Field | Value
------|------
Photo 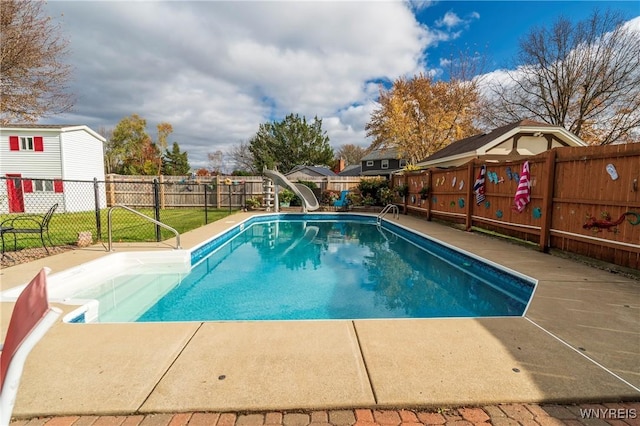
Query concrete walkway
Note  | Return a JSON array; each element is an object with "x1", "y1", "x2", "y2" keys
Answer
[{"x1": 1, "y1": 212, "x2": 638, "y2": 423}]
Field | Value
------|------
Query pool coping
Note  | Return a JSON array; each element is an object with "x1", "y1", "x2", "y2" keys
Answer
[{"x1": 1, "y1": 211, "x2": 638, "y2": 417}]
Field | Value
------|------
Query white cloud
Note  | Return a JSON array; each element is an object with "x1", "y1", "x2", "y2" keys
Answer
[
  {"x1": 45, "y1": 1, "x2": 433, "y2": 169},
  {"x1": 436, "y1": 11, "x2": 463, "y2": 29}
]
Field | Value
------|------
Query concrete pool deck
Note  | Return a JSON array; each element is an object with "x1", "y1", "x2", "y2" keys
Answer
[{"x1": 0, "y1": 212, "x2": 638, "y2": 420}]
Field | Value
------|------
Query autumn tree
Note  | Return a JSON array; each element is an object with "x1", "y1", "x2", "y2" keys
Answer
[
  {"x1": 162, "y1": 142, "x2": 190, "y2": 175},
  {"x1": 366, "y1": 72, "x2": 480, "y2": 164},
  {"x1": 0, "y1": 0, "x2": 73, "y2": 123},
  {"x1": 336, "y1": 144, "x2": 368, "y2": 166},
  {"x1": 479, "y1": 9, "x2": 640, "y2": 145},
  {"x1": 249, "y1": 114, "x2": 334, "y2": 174},
  {"x1": 107, "y1": 114, "x2": 162, "y2": 175},
  {"x1": 156, "y1": 122, "x2": 173, "y2": 150}
]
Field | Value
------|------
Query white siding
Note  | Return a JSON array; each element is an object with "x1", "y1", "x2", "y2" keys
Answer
[
  {"x1": 0, "y1": 130, "x2": 62, "y2": 177},
  {"x1": 59, "y1": 129, "x2": 105, "y2": 181},
  {"x1": 60, "y1": 129, "x2": 106, "y2": 212}
]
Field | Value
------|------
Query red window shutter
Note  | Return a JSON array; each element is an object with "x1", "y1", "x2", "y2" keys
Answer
[
  {"x1": 23, "y1": 179, "x2": 33, "y2": 193},
  {"x1": 54, "y1": 179, "x2": 64, "y2": 193},
  {"x1": 9, "y1": 136, "x2": 19, "y2": 151},
  {"x1": 34, "y1": 136, "x2": 44, "y2": 151}
]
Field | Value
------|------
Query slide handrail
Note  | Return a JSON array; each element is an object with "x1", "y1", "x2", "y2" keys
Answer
[{"x1": 107, "y1": 204, "x2": 181, "y2": 251}]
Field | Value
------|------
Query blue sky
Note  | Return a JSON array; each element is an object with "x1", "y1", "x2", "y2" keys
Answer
[
  {"x1": 44, "y1": 1, "x2": 639, "y2": 170},
  {"x1": 415, "y1": 1, "x2": 640, "y2": 72}
]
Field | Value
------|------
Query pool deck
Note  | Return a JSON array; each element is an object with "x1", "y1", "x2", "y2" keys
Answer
[{"x1": 1, "y1": 212, "x2": 638, "y2": 421}]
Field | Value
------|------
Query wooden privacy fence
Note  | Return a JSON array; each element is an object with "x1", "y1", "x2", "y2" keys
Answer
[
  {"x1": 105, "y1": 174, "x2": 364, "y2": 209},
  {"x1": 392, "y1": 143, "x2": 640, "y2": 270}
]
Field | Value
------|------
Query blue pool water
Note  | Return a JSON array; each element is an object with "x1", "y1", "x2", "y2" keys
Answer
[{"x1": 129, "y1": 214, "x2": 535, "y2": 322}]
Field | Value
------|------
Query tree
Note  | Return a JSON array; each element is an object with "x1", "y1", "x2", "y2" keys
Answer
[
  {"x1": 227, "y1": 140, "x2": 257, "y2": 174},
  {"x1": 479, "y1": 9, "x2": 640, "y2": 145},
  {"x1": 156, "y1": 122, "x2": 173, "y2": 150},
  {"x1": 336, "y1": 144, "x2": 368, "y2": 166},
  {"x1": 208, "y1": 150, "x2": 225, "y2": 175},
  {"x1": 366, "y1": 73, "x2": 480, "y2": 163},
  {"x1": 162, "y1": 142, "x2": 190, "y2": 175},
  {"x1": 0, "y1": 0, "x2": 73, "y2": 123},
  {"x1": 249, "y1": 113, "x2": 334, "y2": 174},
  {"x1": 107, "y1": 114, "x2": 162, "y2": 175}
]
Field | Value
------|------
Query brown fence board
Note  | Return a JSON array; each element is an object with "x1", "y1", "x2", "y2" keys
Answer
[{"x1": 395, "y1": 144, "x2": 640, "y2": 270}]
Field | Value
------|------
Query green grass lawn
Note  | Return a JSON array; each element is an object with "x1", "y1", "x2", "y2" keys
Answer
[{"x1": 0, "y1": 208, "x2": 237, "y2": 251}]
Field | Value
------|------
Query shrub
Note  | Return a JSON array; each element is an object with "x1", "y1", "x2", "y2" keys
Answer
[{"x1": 357, "y1": 177, "x2": 390, "y2": 206}]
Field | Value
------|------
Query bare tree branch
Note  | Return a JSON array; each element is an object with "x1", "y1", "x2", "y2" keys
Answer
[
  {"x1": 0, "y1": 0, "x2": 74, "y2": 124},
  {"x1": 480, "y1": 9, "x2": 640, "y2": 144}
]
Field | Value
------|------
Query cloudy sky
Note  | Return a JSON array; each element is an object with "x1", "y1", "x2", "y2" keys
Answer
[{"x1": 43, "y1": 1, "x2": 639, "y2": 170}]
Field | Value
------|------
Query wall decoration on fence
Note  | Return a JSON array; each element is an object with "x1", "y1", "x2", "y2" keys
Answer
[
  {"x1": 513, "y1": 161, "x2": 531, "y2": 213},
  {"x1": 506, "y1": 167, "x2": 513, "y2": 180},
  {"x1": 606, "y1": 164, "x2": 619, "y2": 180},
  {"x1": 484, "y1": 200, "x2": 490, "y2": 209},
  {"x1": 583, "y1": 211, "x2": 640, "y2": 232},
  {"x1": 496, "y1": 209, "x2": 503, "y2": 218},
  {"x1": 458, "y1": 198, "x2": 465, "y2": 208},
  {"x1": 473, "y1": 165, "x2": 486, "y2": 205},
  {"x1": 533, "y1": 207, "x2": 542, "y2": 219}
]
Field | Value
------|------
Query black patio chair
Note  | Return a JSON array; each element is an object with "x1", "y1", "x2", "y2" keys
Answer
[{"x1": 0, "y1": 203, "x2": 58, "y2": 254}]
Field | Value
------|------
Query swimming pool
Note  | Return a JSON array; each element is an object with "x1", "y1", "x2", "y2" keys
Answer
[{"x1": 14, "y1": 213, "x2": 534, "y2": 323}]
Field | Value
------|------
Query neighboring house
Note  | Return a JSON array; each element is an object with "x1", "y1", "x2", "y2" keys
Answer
[
  {"x1": 360, "y1": 148, "x2": 408, "y2": 178},
  {"x1": 0, "y1": 124, "x2": 107, "y2": 214},
  {"x1": 338, "y1": 164, "x2": 362, "y2": 176},
  {"x1": 285, "y1": 165, "x2": 336, "y2": 180},
  {"x1": 417, "y1": 120, "x2": 588, "y2": 169}
]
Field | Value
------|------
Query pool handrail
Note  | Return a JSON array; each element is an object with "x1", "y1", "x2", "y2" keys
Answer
[
  {"x1": 377, "y1": 204, "x2": 399, "y2": 225},
  {"x1": 107, "y1": 204, "x2": 181, "y2": 251}
]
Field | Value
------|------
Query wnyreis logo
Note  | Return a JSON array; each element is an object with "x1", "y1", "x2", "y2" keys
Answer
[{"x1": 579, "y1": 408, "x2": 637, "y2": 420}]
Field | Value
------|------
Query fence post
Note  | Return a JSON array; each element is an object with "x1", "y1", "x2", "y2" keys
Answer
[
  {"x1": 107, "y1": 174, "x2": 115, "y2": 206},
  {"x1": 465, "y1": 161, "x2": 475, "y2": 231},
  {"x1": 426, "y1": 170, "x2": 432, "y2": 221},
  {"x1": 159, "y1": 174, "x2": 165, "y2": 209},
  {"x1": 153, "y1": 178, "x2": 161, "y2": 242},
  {"x1": 216, "y1": 175, "x2": 221, "y2": 208},
  {"x1": 539, "y1": 149, "x2": 556, "y2": 252},
  {"x1": 204, "y1": 183, "x2": 208, "y2": 224},
  {"x1": 402, "y1": 174, "x2": 408, "y2": 214},
  {"x1": 93, "y1": 178, "x2": 102, "y2": 241}
]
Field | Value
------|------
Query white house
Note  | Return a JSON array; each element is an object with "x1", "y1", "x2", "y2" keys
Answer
[{"x1": 0, "y1": 124, "x2": 107, "y2": 214}]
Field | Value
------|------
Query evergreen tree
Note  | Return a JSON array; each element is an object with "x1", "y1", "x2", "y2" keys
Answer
[
  {"x1": 162, "y1": 142, "x2": 191, "y2": 175},
  {"x1": 249, "y1": 113, "x2": 334, "y2": 174}
]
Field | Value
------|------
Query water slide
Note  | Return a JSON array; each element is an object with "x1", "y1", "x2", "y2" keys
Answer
[{"x1": 263, "y1": 169, "x2": 320, "y2": 212}]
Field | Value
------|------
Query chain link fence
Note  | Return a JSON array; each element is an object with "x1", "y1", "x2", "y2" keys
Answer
[{"x1": 0, "y1": 176, "x2": 237, "y2": 267}]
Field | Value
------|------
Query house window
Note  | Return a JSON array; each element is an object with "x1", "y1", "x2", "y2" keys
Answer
[
  {"x1": 20, "y1": 137, "x2": 34, "y2": 151},
  {"x1": 381, "y1": 159, "x2": 389, "y2": 169},
  {"x1": 400, "y1": 159, "x2": 407, "y2": 167},
  {"x1": 34, "y1": 179, "x2": 54, "y2": 192},
  {"x1": 366, "y1": 160, "x2": 374, "y2": 167},
  {"x1": 8, "y1": 135, "x2": 43, "y2": 151}
]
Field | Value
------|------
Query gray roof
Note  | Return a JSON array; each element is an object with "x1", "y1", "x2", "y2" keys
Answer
[
  {"x1": 287, "y1": 165, "x2": 336, "y2": 176},
  {"x1": 1, "y1": 124, "x2": 85, "y2": 129},
  {"x1": 338, "y1": 164, "x2": 362, "y2": 176},
  {"x1": 361, "y1": 147, "x2": 404, "y2": 161},
  {"x1": 419, "y1": 120, "x2": 555, "y2": 163}
]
